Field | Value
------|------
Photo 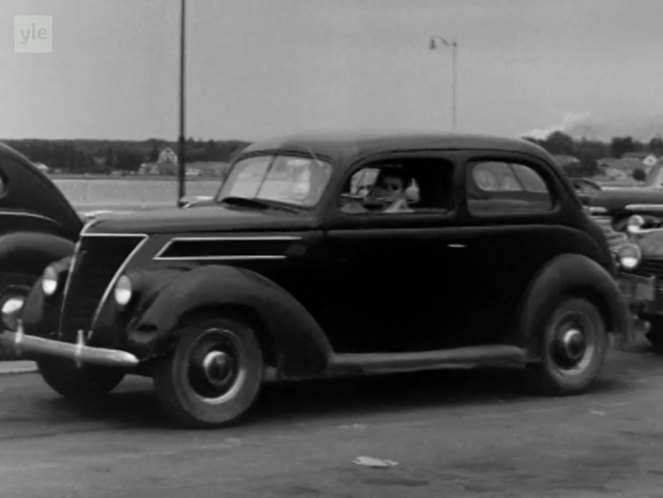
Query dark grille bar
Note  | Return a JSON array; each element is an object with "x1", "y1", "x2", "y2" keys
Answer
[
  {"x1": 59, "y1": 235, "x2": 144, "y2": 339},
  {"x1": 633, "y1": 258, "x2": 663, "y2": 294}
]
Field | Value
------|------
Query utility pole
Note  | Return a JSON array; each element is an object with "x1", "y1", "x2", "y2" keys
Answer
[
  {"x1": 177, "y1": 0, "x2": 186, "y2": 206},
  {"x1": 429, "y1": 35, "x2": 458, "y2": 129}
]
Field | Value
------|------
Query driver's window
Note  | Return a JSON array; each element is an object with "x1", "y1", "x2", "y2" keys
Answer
[{"x1": 339, "y1": 164, "x2": 419, "y2": 215}]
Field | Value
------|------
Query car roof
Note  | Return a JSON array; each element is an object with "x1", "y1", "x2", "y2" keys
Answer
[{"x1": 239, "y1": 130, "x2": 555, "y2": 166}]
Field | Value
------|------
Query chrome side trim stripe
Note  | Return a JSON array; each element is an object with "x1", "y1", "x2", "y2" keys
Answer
[
  {"x1": 160, "y1": 236, "x2": 302, "y2": 241},
  {"x1": 154, "y1": 255, "x2": 286, "y2": 261},
  {"x1": 153, "y1": 235, "x2": 300, "y2": 261},
  {"x1": 0, "y1": 210, "x2": 54, "y2": 223}
]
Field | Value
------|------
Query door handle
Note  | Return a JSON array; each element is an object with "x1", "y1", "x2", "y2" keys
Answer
[{"x1": 447, "y1": 243, "x2": 467, "y2": 249}]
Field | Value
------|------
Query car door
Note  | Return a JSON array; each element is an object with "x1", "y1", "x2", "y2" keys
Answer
[
  {"x1": 454, "y1": 151, "x2": 570, "y2": 344},
  {"x1": 318, "y1": 153, "x2": 479, "y2": 354}
]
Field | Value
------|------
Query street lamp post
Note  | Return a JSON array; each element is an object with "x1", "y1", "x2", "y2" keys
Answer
[
  {"x1": 177, "y1": 0, "x2": 186, "y2": 207},
  {"x1": 429, "y1": 35, "x2": 458, "y2": 129}
]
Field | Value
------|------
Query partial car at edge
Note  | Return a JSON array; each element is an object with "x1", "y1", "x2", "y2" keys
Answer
[{"x1": 0, "y1": 142, "x2": 81, "y2": 353}]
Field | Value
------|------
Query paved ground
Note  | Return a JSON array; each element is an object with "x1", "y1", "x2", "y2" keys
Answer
[{"x1": 1, "y1": 341, "x2": 663, "y2": 497}]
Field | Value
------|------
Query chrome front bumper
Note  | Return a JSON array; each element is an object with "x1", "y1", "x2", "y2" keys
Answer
[{"x1": 0, "y1": 322, "x2": 139, "y2": 368}]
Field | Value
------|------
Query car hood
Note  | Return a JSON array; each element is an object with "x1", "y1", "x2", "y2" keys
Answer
[{"x1": 85, "y1": 204, "x2": 318, "y2": 234}]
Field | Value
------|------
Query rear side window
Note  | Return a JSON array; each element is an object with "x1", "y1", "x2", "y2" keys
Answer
[
  {"x1": 0, "y1": 160, "x2": 9, "y2": 198},
  {"x1": 467, "y1": 160, "x2": 553, "y2": 214}
]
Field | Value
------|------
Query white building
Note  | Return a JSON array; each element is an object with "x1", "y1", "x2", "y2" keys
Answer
[{"x1": 158, "y1": 147, "x2": 178, "y2": 164}]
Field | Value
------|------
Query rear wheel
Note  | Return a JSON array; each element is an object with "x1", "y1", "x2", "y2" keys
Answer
[
  {"x1": 153, "y1": 316, "x2": 264, "y2": 428},
  {"x1": 37, "y1": 358, "x2": 125, "y2": 399},
  {"x1": 529, "y1": 297, "x2": 608, "y2": 395}
]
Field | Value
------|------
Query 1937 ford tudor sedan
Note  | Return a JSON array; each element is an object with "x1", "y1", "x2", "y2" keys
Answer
[{"x1": 0, "y1": 132, "x2": 631, "y2": 428}]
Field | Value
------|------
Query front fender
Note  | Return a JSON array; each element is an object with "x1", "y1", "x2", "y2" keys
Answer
[
  {"x1": 513, "y1": 253, "x2": 633, "y2": 358},
  {"x1": 127, "y1": 265, "x2": 332, "y2": 377},
  {"x1": 19, "y1": 256, "x2": 73, "y2": 338},
  {"x1": 0, "y1": 232, "x2": 75, "y2": 276}
]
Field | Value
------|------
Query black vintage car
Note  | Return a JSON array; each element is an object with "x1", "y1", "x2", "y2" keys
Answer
[
  {"x1": 573, "y1": 175, "x2": 663, "y2": 228},
  {"x1": 598, "y1": 207, "x2": 663, "y2": 348},
  {"x1": 0, "y1": 143, "x2": 80, "y2": 334},
  {"x1": 1, "y1": 132, "x2": 631, "y2": 427},
  {"x1": 571, "y1": 173, "x2": 663, "y2": 347}
]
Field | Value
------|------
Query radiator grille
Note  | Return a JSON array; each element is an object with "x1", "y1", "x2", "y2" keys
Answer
[
  {"x1": 59, "y1": 235, "x2": 144, "y2": 338},
  {"x1": 633, "y1": 258, "x2": 663, "y2": 294}
]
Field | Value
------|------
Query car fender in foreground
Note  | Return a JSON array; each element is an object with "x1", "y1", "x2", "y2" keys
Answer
[
  {"x1": 0, "y1": 232, "x2": 75, "y2": 277},
  {"x1": 513, "y1": 253, "x2": 633, "y2": 359},
  {"x1": 127, "y1": 265, "x2": 333, "y2": 376}
]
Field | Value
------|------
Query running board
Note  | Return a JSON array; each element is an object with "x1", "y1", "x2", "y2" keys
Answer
[{"x1": 328, "y1": 345, "x2": 528, "y2": 376}]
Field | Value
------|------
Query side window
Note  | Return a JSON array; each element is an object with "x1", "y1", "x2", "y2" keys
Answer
[
  {"x1": 467, "y1": 160, "x2": 553, "y2": 214},
  {"x1": 338, "y1": 159, "x2": 453, "y2": 215},
  {"x1": 0, "y1": 165, "x2": 8, "y2": 199}
]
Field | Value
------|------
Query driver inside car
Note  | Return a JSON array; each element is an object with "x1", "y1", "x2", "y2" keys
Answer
[{"x1": 342, "y1": 166, "x2": 413, "y2": 214}]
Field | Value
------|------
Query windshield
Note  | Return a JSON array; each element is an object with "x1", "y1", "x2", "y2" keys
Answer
[{"x1": 216, "y1": 154, "x2": 333, "y2": 208}]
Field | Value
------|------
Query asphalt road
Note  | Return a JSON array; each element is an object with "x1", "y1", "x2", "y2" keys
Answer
[{"x1": 2, "y1": 341, "x2": 663, "y2": 498}]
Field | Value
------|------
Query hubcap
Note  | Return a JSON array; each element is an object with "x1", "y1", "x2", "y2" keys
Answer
[
  {"x1": 187, "y1": 329, "x2": 244, "y2": 404},
  {"x1": 202, "y1": 351, "x2": 231, "y2": 385},
  {"x1": 549, "y1": 312, "x2": 595, "y2": 373},
  {"x1": 560, "y1": 328, "x2": 586, "y2": 361}
]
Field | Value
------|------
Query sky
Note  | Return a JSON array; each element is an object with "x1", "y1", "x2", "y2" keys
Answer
[{"x1": 2, "y1": 0, "x2": 663, "y2": 142}]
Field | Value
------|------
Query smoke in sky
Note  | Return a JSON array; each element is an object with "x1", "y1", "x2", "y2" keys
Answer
[{"x1": 523, "y1": 112, "x2": 663, "y2": 142}]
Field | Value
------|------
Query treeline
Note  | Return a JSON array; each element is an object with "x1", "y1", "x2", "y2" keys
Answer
[
  {"x1": 524, "y1": 131, "x2": 663, "y2": 176},
  {"x1": 2, "y1": 138, "x2": 251, "y2": 173}
]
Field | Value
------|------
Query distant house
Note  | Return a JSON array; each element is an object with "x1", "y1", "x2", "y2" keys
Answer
[
  {"x1": 621, "y1": 152, "x2": 659, "y2": 167},
  {"x1": 158, "y1": 147, "x2": 178, "y2": 164},
  {"x1": 138, "y1": 147, "x2": 180, "y2": 175}
]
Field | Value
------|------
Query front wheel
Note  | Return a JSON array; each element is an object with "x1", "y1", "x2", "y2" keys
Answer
[
  {"x1": 153, "y1": 316, "x2": 264, "y2": 428},
  {"x1": 37, "y1": 358, "x2": 125, "y2": 399},
  {"x1": 529, "y1": 297, "x2": 608, "y2": 395}
]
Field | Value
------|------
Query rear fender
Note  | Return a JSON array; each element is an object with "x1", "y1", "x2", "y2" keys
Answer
[
  {"x1": 127, "y1": 265, "x2": 332, "y2": 376},
  {"x1": 512, "y1": 253, "x2": 633, "y2": 359}
]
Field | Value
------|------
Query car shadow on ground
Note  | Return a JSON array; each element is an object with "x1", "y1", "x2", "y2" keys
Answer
[{"x1": 40, "y1": 361, "x2": 637, "y2": 431}]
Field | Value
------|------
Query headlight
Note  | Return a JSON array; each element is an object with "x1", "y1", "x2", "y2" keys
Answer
[
  {"x1": 114, "y1": 275, "x2": 133, "y2": 307},
  {"x1": 41, "y1": 265, "x2": 59, "y2": 296},
  {"x1": 1, "y1": 295, "x2": 24, "y2": 331},
  {"x1": 627, "y1": 215, "x2": 646, "y2": 234},
  {"x1": 617, "y1": 243, "x2": 642, "y2": 270}
]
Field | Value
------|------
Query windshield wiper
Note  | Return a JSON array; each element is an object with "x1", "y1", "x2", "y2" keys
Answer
[{"x1": 220, "y1": 196, "x2": 300, "y2": 213}]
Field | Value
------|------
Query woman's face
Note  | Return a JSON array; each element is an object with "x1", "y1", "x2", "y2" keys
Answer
[{"x1": 370, "y1": 175, "x2": 404, "y2": 202}]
